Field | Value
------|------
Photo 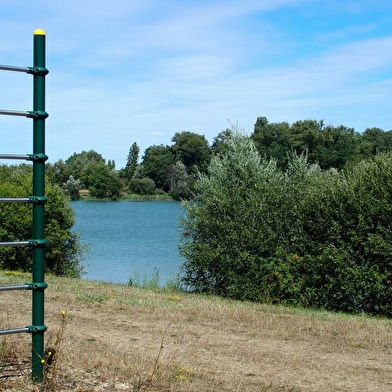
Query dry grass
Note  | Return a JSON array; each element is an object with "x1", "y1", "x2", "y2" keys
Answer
[{"x1": 1, "y1": 270, "x2": 392, "y2": 391}]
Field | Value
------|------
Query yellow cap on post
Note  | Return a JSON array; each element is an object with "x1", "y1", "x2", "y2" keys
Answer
[{"x1": 34, "y1": 29, "x2": 46, "y2": 35}]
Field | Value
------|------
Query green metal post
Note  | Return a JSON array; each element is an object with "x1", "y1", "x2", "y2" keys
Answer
[{"x1": 31, "y1": 29, "x2": 48, "y2": 382}]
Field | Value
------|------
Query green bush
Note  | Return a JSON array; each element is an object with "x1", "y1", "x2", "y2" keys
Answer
[
  {"x1": 180, "y1": 130, "x2": 286, "y2": 300},
  {"x1": 179, "y1": 129, "x2": 392, "y2": 316},
  {"x1": 0, "y1": 164, "x2": 85, "y2": 277},
  {"x1": 128, "y1": 177, "x2": 156, "y2": 195}
]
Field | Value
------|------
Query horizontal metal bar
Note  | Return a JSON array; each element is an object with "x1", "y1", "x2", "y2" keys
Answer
[
  {"x1": 0, "y1": 282, "x2": 47, "y2": 291},
  {"x1": 0, "y1": 197, "x2": 48, "y2": 204},
  {"x1": 0, "y1": 64, "x2": 30, "y2": 73},
  {"x1": 0, "y1": 110, "x2": 49, "y2": 119},
  {"x1": 0, "y1": 109, "x2": 29, "y2": 117},
  {"x1": 0, "y1": 240, "x2": 47, "y2": 248},
  {"x1": 0, "y1": 327, "x2": 29, "y2": 336},
  {"x1": 0, "y1": 284, "x2": 29, "y2": 291},
  {"x1": 0, "y1": 154, "x2": 30, "y2": 160},
  {"x1": 0, "y1": 65, "x2": 49, "y2": 76},
  {"x1": 0, "y1": 241, "x2": 30, "y2": 247},
  {"x1": 0, "y1": 198, "x2": 30, "y2": 203}
]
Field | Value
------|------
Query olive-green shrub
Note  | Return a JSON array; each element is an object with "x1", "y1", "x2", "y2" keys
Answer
[
  {"x1": 0, "y1": 164, "x2": 85, "y2": 277},
  {"x1": 180, "y1": 130, "x2": 392, "y2": 316}
]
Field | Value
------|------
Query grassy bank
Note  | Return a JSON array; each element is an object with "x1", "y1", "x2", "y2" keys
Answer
[
  {"x1": 1, "y1": 271, "x2": 392, "y2": 391},
  {"x1": 79, "y1": 193, "x2": 174, "y2": 202}
]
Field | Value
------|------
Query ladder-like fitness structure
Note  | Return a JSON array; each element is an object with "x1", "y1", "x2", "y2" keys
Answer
[{"x1": 0, "y1": 29, "x2": 48, "y2": 381}]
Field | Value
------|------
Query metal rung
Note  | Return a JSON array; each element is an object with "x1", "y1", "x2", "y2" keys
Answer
[
  {"x1": 0, "y1": 241, "x2": 30, "y2": 247},
  {"x1": 0, "y1": 284, "x2": 29, "y2": 291},
  {"x1": 0, "y1": 109, "x2": 29, "y2": 117},
  {"x1": 0, "y1": 109, "x2": 48, "y2": 119},
  {"x1": 0, "y1": 153, "x2": 48, "y2": 162},
  {"x1": 0, "y1": 64, "x2": 30, "y2": 73},
  {"x1": 0, "y1": 327, "x2": 29, "y2": 336},
  {"x1": 0, "y1": 197, "x2": 48, "y2": 204},
  {"x1": 0, "y1": 240, "x2": 47, "y2": 248},
  {"x1": 0, "y1": 64, "x2": 48, "y2": 75},
  {"x1": 0, "y1": 154, "x2": 30, "y2": 160},
  {"x1": 0, "y1": 198, "x2": 30, "y2": 203}
]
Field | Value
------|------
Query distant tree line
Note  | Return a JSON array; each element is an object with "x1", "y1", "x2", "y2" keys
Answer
[
  {"x1": 252, "y1": 116, "x2": 392, "y2": 170},
  {"x1": 48, "y1": 116, "x2": 392, "y2": 201},
  {"x1": 48, "y1": 149, "x2": 122, "y2": 200}
]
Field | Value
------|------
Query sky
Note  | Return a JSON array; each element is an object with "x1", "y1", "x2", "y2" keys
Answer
[{"x1": 0, "y1": 0, "x2": 391, "y2": 169}]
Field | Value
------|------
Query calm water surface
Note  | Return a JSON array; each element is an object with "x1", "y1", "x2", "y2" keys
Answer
[{"x1": 70, "y1": 201, "x2": 185, "y2": 285}]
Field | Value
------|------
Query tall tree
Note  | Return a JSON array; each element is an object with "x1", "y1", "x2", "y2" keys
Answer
[
  {"x1": 63, "y1": 175, "x2": 81, "y2": 201},
  {"x1": 211, "y1": 128, "x2": 234, "y2": 156},
  {"x1": 141, "y1": 145, "x2": 174, "y2": 190},
  {"x1": 124, "y1": 142, "x2": 140, "y2": 181},
  {"x1": 65, "y1": 150, "x2": 106, "y2": 180},
  {"x1": 252, "y1": 117, "x2": 291, "y2": 168},
  {"x1": 252, "y1": 116, "x2": 360, "y2": 170},
  {"x1": 166, "y1": 161, "x2": 191, "y2": 200},
  {"x1": 52, "y1": 150, "x2": 122, "y2": 199},
  {"x1": 171, "y1": 131, "x2": 211, "y2": 174},
  {"x1": 82, "y1": 162, "x2": 121, "y2": 199},
  {"x1": 361, "y1": 127, "x2": 392, "y2": 155}
]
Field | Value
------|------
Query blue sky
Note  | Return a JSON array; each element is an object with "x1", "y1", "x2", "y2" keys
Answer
[{"x1": 0, "y1": 0, "x2": 391, "y2": 168}]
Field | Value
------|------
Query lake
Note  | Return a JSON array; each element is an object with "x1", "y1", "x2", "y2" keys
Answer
[{"x1": 69, "y1": 201, "x2": 185, "y2": 285}]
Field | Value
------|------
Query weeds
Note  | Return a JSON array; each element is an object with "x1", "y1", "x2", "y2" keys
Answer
[
  {"x1": 41, "y1": 310, "x2": 68, "y2": 391},
  {"x1": 130, "y1": 325, "x2": 185, "y2": 391},
  {"x1": 0, "y1": 335, "x2": 27, "y2": 383},
  {"x1": 174, "y1": 366, "x2": 192, "y2": 381},
  {"x1": 128, "y1": 267, "x2": 161, "y2": 289},
  {"x1": 76, "y1": 292, "x2": 107, "y2": 303},
  {"x1": 0, "y1": 309, "x2": 68, "y2": 392},
  {"x1": 128, "y1": 267, "x2": 185, "y2": 292},
  {"x1": 0, "y1": 311, "x2": 29, "y2": 384}
]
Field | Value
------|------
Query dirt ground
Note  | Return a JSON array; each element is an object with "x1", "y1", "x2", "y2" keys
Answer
[{"x1": 1, "y1": 272, "x2": 392, "y2": 391}]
